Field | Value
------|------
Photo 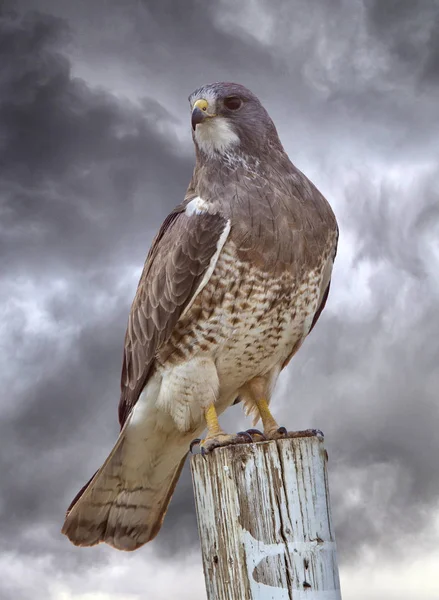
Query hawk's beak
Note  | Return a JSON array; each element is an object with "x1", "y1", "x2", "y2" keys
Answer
[
  {"x1": 192, "y1": 98, "x2": 212, "y2": 131},
  {"x1": 192, "y1": 107, "x2": 206, "y2": 131}
]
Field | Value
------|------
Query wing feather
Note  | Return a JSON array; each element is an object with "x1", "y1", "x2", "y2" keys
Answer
[{"x1": 118, "y1": 206, "x2": 230, "y2": 426}]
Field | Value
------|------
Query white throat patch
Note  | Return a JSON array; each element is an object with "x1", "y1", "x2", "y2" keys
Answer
[{"x1": 194, "y1": 117, "x2": 240, "y2": 157}]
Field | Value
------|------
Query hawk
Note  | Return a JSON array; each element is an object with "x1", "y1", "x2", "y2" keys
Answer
[{"x1": 62, "y1": 82, "x2": 338, "y2": 551}]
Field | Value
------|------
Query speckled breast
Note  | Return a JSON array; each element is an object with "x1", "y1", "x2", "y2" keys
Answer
[{"x1": 157, "y1": 237, "x2": 332, "y2": 393}]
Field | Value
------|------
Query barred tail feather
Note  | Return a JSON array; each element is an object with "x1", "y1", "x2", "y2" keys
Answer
[{"x1": 61, "y1": 427, "x2": 187, "y2": 551}]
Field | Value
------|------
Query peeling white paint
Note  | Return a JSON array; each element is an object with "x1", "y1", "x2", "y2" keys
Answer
[{"x1": 241, "y1": 527, "x2": 340, "y2": 600}]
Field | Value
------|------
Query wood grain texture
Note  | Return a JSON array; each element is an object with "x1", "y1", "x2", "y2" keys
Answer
[{"x1": 191, "y1": 434, "x2": 341, "y2": 600}]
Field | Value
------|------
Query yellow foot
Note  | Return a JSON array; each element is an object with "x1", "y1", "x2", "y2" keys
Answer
[{"x1": 264, "y1": 427, "x2": 325, "y2": 441}]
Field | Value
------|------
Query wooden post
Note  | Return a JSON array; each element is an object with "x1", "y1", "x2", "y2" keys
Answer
[{"x1": 190, "y1": 431, "x2": 341, "y2": 600}]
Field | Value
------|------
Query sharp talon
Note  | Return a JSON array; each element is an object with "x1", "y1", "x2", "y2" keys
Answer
[
  {"x1": 277, "y1": 426, "x2": 288, "y2": 436},
  {"x1": 201, "y1": 446, "x2": 208, "y2": 460},
  {"x1": 190, "y1": 438, "x2": 201, "y2": 453},
  {"x1": 246, "y1": 428, "x2": 266, "y2": 440},
  {"x1": 237, "y1": 431, "x2": 254, "y2": 443}
]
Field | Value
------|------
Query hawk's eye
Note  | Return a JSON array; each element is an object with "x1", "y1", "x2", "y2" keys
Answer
[{"x1": 224, "y1": 96, "x2": 242, "y2": 111}]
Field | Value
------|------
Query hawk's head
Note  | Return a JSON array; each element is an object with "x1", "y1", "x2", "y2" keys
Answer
[{"x1": 188, "y1": 82, "x2": 280, "y2": 158}]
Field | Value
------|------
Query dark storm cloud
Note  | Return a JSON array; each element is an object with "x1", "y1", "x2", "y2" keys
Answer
[
  {"x1": 345, "y1": 168, "x2": 439, "y2": 276},
  {"x1": 365, "y1": 0, "x2": 439, "y2": 90},
  {"x1": 366, "y1": 0, "x2": 439, "y2": 83},
  {"x1": 10, "y1": 0, "x2": 439, "y2": 163},
  {"x1": 0, "y1": 8, "x2": 195, "y2": 571},
  {"x1": 9, "y1": 0, "x2": 278, "y2": 93},
  {"x1": 0, "y1": 9, "x2": 194, "y2": 278},
  {"x1": 1, "y1": 1, "x2": 439, "y2": 599},
  {"x1": 251, "y1": 0, "x2": 439, "y2": 161}
]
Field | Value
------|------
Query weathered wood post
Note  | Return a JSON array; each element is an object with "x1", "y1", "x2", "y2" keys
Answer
[{"x1": 190, "y1": 430, "x2": 341, "y2": 600}]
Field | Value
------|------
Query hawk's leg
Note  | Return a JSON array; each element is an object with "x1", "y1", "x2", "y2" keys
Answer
[
  {"x1": 244, "y1": 376, "x2": 293, "y2": 439},
  {"x1": 190, "y1": 405, "x2": 255, "y2": 454},
  {"x1": 255, "y1": 397, "x2": 284, "y2": 438}
]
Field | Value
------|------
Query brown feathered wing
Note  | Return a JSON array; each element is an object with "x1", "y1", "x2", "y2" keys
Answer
[{"x1": 62, "y1": 204, "x2": 230, "y2": 550}]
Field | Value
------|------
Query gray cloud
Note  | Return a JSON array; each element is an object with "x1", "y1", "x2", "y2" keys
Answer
[
  {"x1": 0, "y1": 8, "x2": 196, "y2": 573},
  {"x1": 366, "y1": 0, "x2": 439, "y2": 82},
  {"x1": 0, "y1": 9, "x2": 192, "y2": 277},
  {"x1": 1, "y1": 2, "x2": 439, "y2": 599}
]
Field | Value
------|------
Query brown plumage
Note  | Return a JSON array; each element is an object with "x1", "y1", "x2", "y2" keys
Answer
[{"x1": 62, "y1": 82, "x2": 338, "y2": 551}]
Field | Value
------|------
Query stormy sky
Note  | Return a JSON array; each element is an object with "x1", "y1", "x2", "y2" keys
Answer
[{"x1": 1, "y1": 1, "x2": 438, "y2": 598}]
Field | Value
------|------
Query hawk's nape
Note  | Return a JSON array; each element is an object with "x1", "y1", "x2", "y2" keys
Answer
[{"x1": 62, "y1": 82, "x2": 338, "y2": 551}]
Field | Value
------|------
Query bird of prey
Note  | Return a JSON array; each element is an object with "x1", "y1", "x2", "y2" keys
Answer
[{"x1": 62, "y1": 82, "x2": 338, "y2": 551}]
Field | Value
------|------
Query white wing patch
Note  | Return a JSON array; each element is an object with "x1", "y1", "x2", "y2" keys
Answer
[{"x1": 185, "y1": 196, "x2": 208, "y2": 216}]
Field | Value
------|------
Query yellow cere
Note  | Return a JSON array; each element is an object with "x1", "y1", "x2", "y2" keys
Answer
[{"x1": 193, "y1": 98, "x2": 209, "y2": 112}]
